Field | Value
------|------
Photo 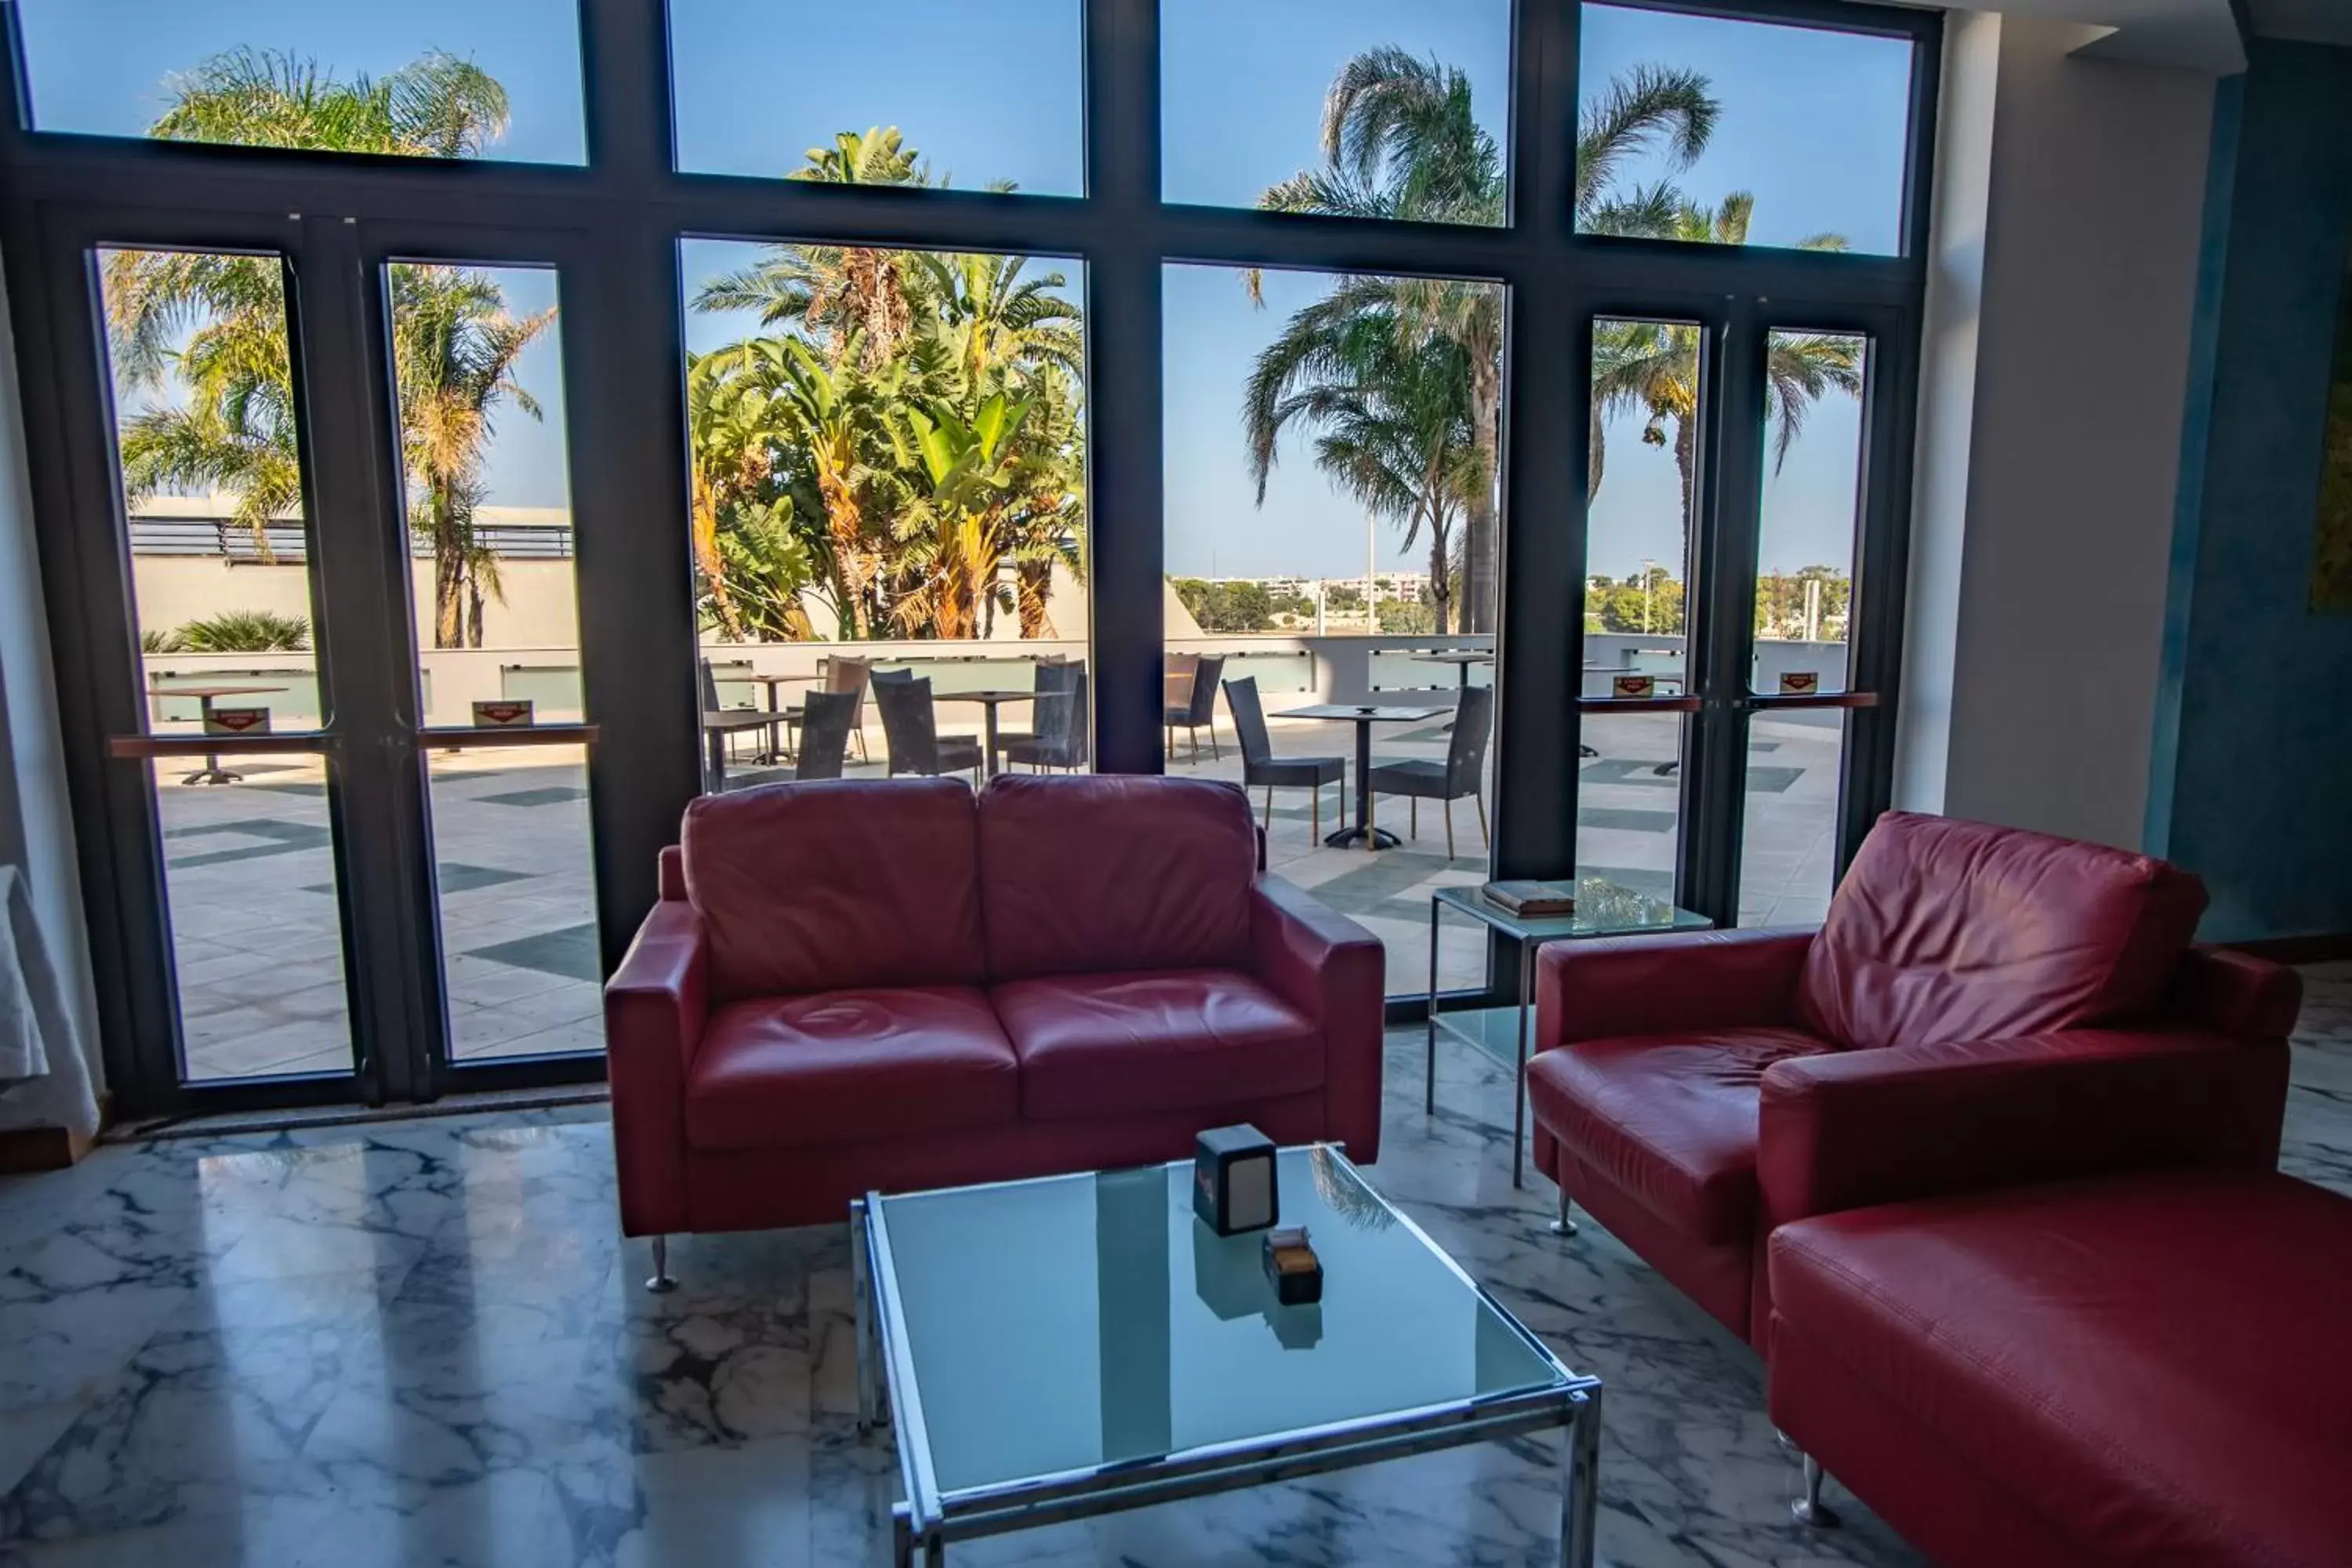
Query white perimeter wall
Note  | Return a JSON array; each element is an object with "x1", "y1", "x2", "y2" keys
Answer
[{"x1": 1896, "y1": 11, "x2": 2216, "y2": 850}]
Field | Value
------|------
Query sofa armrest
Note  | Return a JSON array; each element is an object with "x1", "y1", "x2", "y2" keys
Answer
[
  {"x1": 604, "y1": 898, "x2": 710, "y2": 1238},
  {"x1": 2169, "y1": 946, "x2": 2303, "y2": 1038},
  {"x1": 1757, "y1": 1027, "x2": 2290, "y2": 1225},
  {"x1": 1251, "y1": 877, "x2": 1386, "y2": 1163},
  {"x1": 1535, "y1": 927, "x2": 1814, "y2": 1051}
]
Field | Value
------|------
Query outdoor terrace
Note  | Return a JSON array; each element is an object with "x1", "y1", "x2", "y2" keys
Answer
[{"x1": 147, "y1": 643, "x2": 1841, "y2": 1083}]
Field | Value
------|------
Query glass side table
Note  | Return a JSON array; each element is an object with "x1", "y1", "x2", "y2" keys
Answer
[{"x1": 1428, "y1": 880, "x2": 1711, "y2": 1186}]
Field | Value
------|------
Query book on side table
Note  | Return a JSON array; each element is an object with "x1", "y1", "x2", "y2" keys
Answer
[{"x1": 1482, "y1": 880, "x2": 1578, "y2": 917}]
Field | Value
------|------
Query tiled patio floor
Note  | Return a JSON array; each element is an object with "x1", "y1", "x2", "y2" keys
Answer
[{"x1": 151, "y1": 709, "x2": 1842, "y2": 1083}]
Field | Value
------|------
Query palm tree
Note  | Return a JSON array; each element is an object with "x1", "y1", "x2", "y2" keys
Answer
[
  {"x1": 1255, "y1": 53, "x2": 1721, "y2": 632},
  {"x1": 390, "y1": 265, "x2": 553, "y2": 648},
  {"x1": 144, "y1": 46, "x2": 509, "y2": 157},
  {"x1": 107, "y1": 51, "x2": 544, "y2": 649},
  {"x1": 688, "y1": 133, "x2": 1088, "y2": 642},
  {"x1": 1243, "y1": 290, "x2": 1478, "y2": 633},
  {"x1": 692, "y1": 129, "x2": 934, "y2": 368},
  {"x1": 1590, "y1": 197, "x2": 1861, "y2": 532}
]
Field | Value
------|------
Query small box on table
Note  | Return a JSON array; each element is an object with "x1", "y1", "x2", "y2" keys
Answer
[{"x1": 1193, "y1": 1124, "x2": 1278, "y2": 1235}]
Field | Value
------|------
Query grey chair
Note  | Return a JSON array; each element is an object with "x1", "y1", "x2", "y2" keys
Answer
[
  {"x1": 1367, "y1": 684, "x2": 1494, "y2": 859},
  {"x1": 873, "y1": 675, "x2": 984, "y2": 783},
  {"x1": 1004, "y1": 662, "x2": 1090, "y2": 771},
  {"x1": 822, "y1": 654, "x2": 874, "y2": 762},
  {"x1": 1225, "y1": 676, "x2": 1342, "y2": 841},
  {"x1": 793, "y1": 688, "x2": 860, "y2": 780},
  {"x1": 1163, "y1": 652, "x2": 1226, "y2": 763},
  {"x1": 699, "y1": 659, "x2": 783, "y2": 791}
]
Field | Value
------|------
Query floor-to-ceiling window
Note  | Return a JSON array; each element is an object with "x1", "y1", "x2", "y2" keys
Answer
[{"x1": 0, "y1": 0, "x2": 1940, "y2": 1117}]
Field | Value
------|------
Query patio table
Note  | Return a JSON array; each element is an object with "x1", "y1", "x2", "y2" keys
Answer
[
  {"x1": 1274, "y1": 703, "x2": 1448, "y2": 850},
  {"x1": 931, "y1": 690, "x2": 1032, "y2": 779},
  {"x1": 1413, "y1": 649, "x2": 1494, "y2": 689},
  {"x1": 147, "y1": 683, "x2": 288, "y2": 786}
]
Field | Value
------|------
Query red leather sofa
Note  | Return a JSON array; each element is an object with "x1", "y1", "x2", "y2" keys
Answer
[
  {"x1": 1527, "y1": 811, "x2": 2296, "y2": 1348},
  {"x1": 605, "y1": 774, "x2": 1385, "y2": 1247},
  {"x1": 1769, "y1": 1167, "x2": 2352, "y2": 1567}
]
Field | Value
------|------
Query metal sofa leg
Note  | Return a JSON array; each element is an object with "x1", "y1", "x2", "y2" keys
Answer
[
  {"x1": 1550, "y1": 1182, "x2": 1578, "y2": 1236},
  {"x1": 1792, "y1": 1453, "x2": 1840, "y2": 1527},
  {"x1": 1444, "y1": 797, "x2": 1456, "y2": 860},
  {"x1": 1410, "y1": 797, "x2": 1417, "y2": 837},
  {"x1": 645, "y1": 1236, "x2": 678, "y2": 1294},
  {"x1": 1263, "y1": 785, "x2": 1274, "y2": 831}
]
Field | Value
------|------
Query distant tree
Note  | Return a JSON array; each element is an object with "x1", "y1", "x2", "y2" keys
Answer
[
  {"x1": 1588, "y1": 567, "x2": 1685, "y2": 634},
  {"x1": 1174, "y1": 578, "x2": 1280, "y2": 633},
  {"x1": 1377, "y1": 599, "x2": 1438, "y2": 635}
]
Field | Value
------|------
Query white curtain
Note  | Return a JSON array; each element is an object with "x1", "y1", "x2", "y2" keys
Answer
[{"x1": 0, "y1": 864, "x2": 98, "y2": 1137}]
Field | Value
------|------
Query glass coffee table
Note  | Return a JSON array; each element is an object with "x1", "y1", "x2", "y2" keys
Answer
[{"x1": 853, "y1": 1145, "x2": 1602, "y2": 1566}]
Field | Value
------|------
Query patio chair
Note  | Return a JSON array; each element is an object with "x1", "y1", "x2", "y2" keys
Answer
[
  {"x1": 873, "y1": 675, "x2": 984, "y2": 784},
  {"x1": 1367, "y1": 684, "x2": 1494, "y2": 859},
  {"x1": 1004, "y1": 662, "x2": 1091, "y2": 772},
  {"x1": 822, "y1": 654, "x2": 874, "y2": 762},
  {"x1": 793, "y1": 689, "x2": 860, "y2": 780},
  {"x1": 1225, "y1": 675, "x2": 1342, "y2": 841},
  {"x1": 1163, "y1": 652, "x2": 1226, "y2": 763},
  {"x1": 699, "y1": 659, "x2": 783, "y2": 791}
]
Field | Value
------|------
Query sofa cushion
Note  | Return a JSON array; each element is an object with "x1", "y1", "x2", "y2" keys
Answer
[
  {"x1": 1770, "y1": 1170, "x2": 2352, "y2": 1568},
  {"x1": 1798, "y1": 811, "x2": 2208, "y2": 1051},
  {"x1": 994, "y1": 969, "x2": 1322, "y2": 1120},
  {"x1": 1527, "y1": 1027, "x2": 1835, "y2": 1243},
  {"x1": 682, "y1": 778, "x2": 984, "y2": 1002},
  {"x1": 685, "y1": 985, "x2": 1017, "y2": 1152},
  {"x1": 978, "y1": 775, "x2": 1258, "y2": 982}
]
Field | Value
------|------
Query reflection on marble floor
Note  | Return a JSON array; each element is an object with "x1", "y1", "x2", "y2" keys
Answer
[{"x1": 3, "y1": 964, "x2": 2345, "y2": 1566}]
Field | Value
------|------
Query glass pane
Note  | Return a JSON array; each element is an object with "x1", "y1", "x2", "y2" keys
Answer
[
  {"x1": 428, "y1": 746, "x2": 603, "y2": 1060},
  {"x1": 1163, "y1": 263, "x2": 1505, "y2": 996},
  {"x1": 1164, "y1": 0, "x2": 1512, "y2": 226},
  {"x1": 875, "y1": 1149, "x2": 1566, "y2": 1496},
  {"x1": 1738, "y1": 328, "x2": 1870, "y2": 927},
  {"x1": 17, "y1": 0, "x2": 586, "y2": 164},
  {"x1": 1578, "y1": 315, "x2": 1701, "y2": 904},
  {"x1": 98, "y1": 247, "x2": 355, "y2": 1083},
  {"x1": 152, "y1": 756, "x2": 356, "y2": 1083},
  {"x1": 669, "y1": 1, "x2": 1083, "y2": 194},
  {"x1": 383, "y1": 261, "x2": 602, "y2": 1062},
  {"x1": 681, "y1": 238, "x2": 1091, "y2": 794},
  {"x1": 1575, "y1": 4, "x2": 1914, "y2": 255}
]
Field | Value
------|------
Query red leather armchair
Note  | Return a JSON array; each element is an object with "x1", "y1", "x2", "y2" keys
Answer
[
  {"x1": 1526, "y1": 811, "x2": 2296, "y2": 1348},
  {"x1": 605, "y1": 775, "x2": 1385, "y2": 1262}
]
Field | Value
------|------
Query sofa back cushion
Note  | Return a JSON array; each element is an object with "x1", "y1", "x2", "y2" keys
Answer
[
  {"x1": 978, "y1": 775, "x2": 1257, "y2": 981},
  {"x1": 1798, "y1": 811, "x2": 2209, "y2": 1051},
  {"x1": 682, "y1": 778, "x2": 984, "y2": 1001}
]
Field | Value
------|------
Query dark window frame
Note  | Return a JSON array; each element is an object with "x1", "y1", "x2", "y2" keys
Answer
[{"x1": 0, "y1": 0, "x2": 1940, "y2": 1115}]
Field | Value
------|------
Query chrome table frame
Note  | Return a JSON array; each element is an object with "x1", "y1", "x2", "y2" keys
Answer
[{"x1": 851, "y1": 1152, "x2": 1605, "y2": 1567}]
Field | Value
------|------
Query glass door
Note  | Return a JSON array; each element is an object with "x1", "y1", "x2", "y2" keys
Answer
[
  {"x1": 362, "y1": 232, "x2": 609, "y2": 1091},
  {"x1": 1575, "y1": 304, "x2": 1897, "y2": 925},
  {"x1": 42, "y1": 205, "x2": 610, "y2": 1115}
]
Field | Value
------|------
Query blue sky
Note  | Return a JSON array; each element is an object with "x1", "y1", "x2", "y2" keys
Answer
[{"x1": 31, "y1": 0, "x2": 1909, "y2": 584}]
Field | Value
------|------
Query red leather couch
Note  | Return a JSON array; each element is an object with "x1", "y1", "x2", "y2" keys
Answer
[
  {"x1": 606, "y1": 774, "x2": 1385, "y2": 1240},
  {"x1": 1527, "y1": 811, "x2": 2296, "y2": 1348},
  {"x1": 1769, "y1": 1167, "x2": 2351, "y2": 1566}
]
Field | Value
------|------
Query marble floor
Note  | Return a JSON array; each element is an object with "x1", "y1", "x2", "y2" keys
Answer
[{"x1": 5, "y1": 962, "x2": 2343, "y2": 1566}]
